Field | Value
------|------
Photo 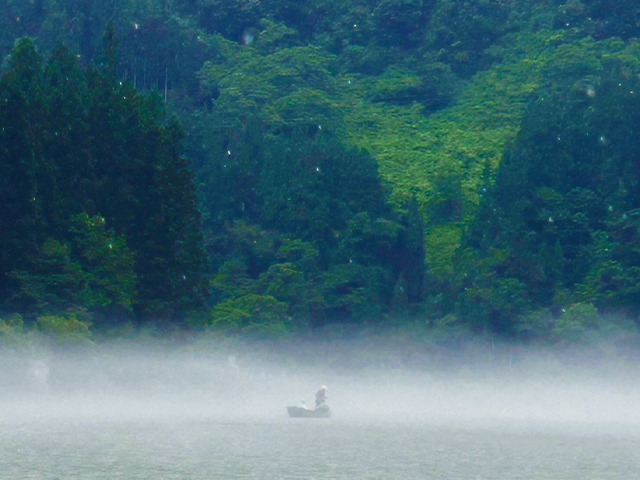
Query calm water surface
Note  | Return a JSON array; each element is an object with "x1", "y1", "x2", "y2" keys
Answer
[{"x1": 2, "y1": 409, "x2": 638, "y2": 479}]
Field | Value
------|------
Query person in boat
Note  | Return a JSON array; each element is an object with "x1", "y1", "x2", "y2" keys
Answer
[{"x1": 315, "y1": 385, "x2": 328, "y2": 408}]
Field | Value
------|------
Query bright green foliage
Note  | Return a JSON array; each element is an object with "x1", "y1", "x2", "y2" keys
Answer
[
  {"x1": 197, "y1": 27, "x2": 340, "y2": 132},
  {"x1": 212, "y1": 257, "x2": 254, "y2": 299},
  {"x1": 0, "y1": 314, "x2": 36, "y2": 350},
  {"x1": 37, "y1": 312, "x2": 94, "y2": 347},
  {"x1": 368, "y1": 67, "x2": 423, "y2": 104},
  {"x1": 257, "y1": 263, "x2": 306, "y2": 306},
  {"x1": 209, "y1": 222, "x2": 323, "y2": 328},
  {"x1": 252, "y1": 18, "x2": 299, "y2": 53},
  {"x1": 552, "y1": 303, "x2": 601, "y2": 344},
  {"x1": 552, "y1": 303, "x2": 639, "y2": 347},
  {"x1": 339, "y1": 33, "x2": 541, "y2": 273},
  {"x1": 367, "y1": 63, "x2": 457, "y2": 111},
  {"x1": 210, "y1": 294, "x2": 290, "y2": 339},
  {"x1": 7, "y1": 215, "x2": 135, "y2": 320},
  {"x1": 69, "y1": 214, "x2": 136, "y2": 314},
  {"x1": 424, "y1": 225, "x2": 461, "y2": 278},
  {"x1": 426, "y1": 313, "x2": 475, "y2": 348},
  {"x1": 342, "y1": 33, "x2": 640, "y2": 280},
  {"x1": 263, "y1": 87, "x2": 342, "y2": 130}
]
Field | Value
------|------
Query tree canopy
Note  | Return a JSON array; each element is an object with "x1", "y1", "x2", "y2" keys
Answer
[
  {"x1": 2, "y1": 0, "x2": 640, "y2": 350},
  {"x1": 0, "y1": 36, "x2": 209, "y2": 328}
]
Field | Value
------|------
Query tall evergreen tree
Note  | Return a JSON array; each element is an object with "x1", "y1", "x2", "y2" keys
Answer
[
  {"x1": 459, "y1": 66, "x2": 640, "y2": 334},
  {"x1": 0, "y1": 34, "x2": 209, "y2": 326},
  {"x1": 0, "y1": 38, "x2": 48, "y2": 305}
]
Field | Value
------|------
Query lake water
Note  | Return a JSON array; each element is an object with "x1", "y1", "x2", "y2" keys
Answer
[
  {"x1": 2, "y1": 349, "x2": 640, "y2": 479},
  {"x1": 2, "y1": 405, "x2": 638, "y2": 479}
]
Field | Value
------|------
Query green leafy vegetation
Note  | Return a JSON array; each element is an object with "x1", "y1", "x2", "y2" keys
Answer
[
  {"x1": 0, "y1": 35, "x2": 209, "y2": 329},
  {"x1": 2, "y1": 0, "x2": 640, "y2": 351}
]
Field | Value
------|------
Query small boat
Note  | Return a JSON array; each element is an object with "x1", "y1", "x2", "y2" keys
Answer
[{"x1": 287, "y1": 404, "x2": 331, "y2": 418}]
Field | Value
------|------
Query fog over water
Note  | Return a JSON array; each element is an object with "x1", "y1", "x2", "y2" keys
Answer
[
  {"x1": 2, "y1": 339, "x2": 640, "y2": 478},
  {"x1": 2, "y1": 339, "x2": 640, "y2": 427}
]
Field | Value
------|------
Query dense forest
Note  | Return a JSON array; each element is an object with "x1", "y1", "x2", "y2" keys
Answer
[{"x1": 2, "y1": 0, "x2": 640, "y2": 352}]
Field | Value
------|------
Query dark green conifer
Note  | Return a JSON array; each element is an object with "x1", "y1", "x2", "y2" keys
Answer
[
  {"x1": 0, "y1": 38, "x2": 47, "y2": 304},
  {"x1": 1, "y1": 32, "x2": 209, "y2": 327}
]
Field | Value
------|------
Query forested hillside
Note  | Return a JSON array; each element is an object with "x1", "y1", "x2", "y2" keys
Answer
[
  {"x1": 2, "y1": 0, "x2": 640, "y2": 350},
  {"x1": 0, "y1": 31, "x2": 209, "y2": 328}
]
